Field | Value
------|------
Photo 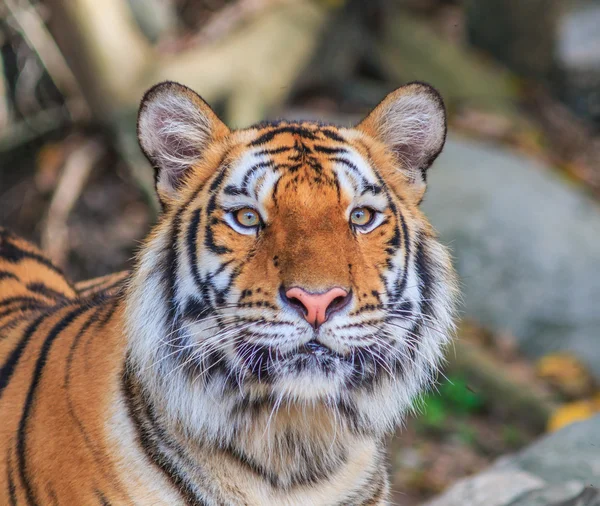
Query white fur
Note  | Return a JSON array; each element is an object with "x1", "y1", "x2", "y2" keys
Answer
[
  {"x1": 361, "y1": 85, "x2": 446, "y2": 189},
  {"x1": 138, "y1": 92, "x2": 214, "y2": 196}
]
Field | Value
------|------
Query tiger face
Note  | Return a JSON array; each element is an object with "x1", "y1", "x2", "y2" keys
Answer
[{"x1": 128, "y1": 82, "x2": 457, "y2": 440}]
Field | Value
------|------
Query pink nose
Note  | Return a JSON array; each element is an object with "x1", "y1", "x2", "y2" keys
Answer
[{"x1": 284, "y1": 287, "x2": 350, "y2": 328}]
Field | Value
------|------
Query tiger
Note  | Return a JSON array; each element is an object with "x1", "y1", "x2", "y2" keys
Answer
[{"x1": 0, "y1": 80, "x2": 458, "y2": 505}]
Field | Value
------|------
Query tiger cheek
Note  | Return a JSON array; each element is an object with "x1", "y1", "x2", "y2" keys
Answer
[
  {"x1": 356, "y1": 214, "x2": 396, "y2": 290},
  {"x1": 234, "y1": 244, "x2": 280, "y2": 303}
]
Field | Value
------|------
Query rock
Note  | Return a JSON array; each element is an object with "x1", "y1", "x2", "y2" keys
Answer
[
  {"x1": 424, "y1": 470, "x2": 545, "y2": 506},
  {"x1": 424, "y1": 416, "x2": 600, "y2": 506},
  {"x1": 423, "y1": 135, "x2": 600, "y2": 378},
  {"x1": 556, "y1": 2, "x2": 600, "y2": 124},
  {"x1": 494, "y1": 416, "x2": 600, "y2": 486}
]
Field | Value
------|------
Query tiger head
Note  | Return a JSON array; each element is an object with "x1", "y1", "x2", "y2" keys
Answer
[{"x1": 126, "y1": 82, "x2": 458, "y2": 443}]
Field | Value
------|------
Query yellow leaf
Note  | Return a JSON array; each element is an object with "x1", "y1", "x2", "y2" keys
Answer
[
  {"x1": 547, "y1": 401, "x2": 597, "y2": 432},
  {"x1": 536, "y1": 353, "x2": 595, "y2": 399}
]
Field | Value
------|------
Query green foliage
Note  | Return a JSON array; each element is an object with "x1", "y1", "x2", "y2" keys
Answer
[
  {"x1": 416, "y1": 375, "x2": 486, "y2": 430},
  {"x1": 440, "y1": 376, "x2": 486, "y2": 414}
]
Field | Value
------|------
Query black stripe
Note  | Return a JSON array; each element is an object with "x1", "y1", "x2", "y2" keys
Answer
[
  {"x1": 97, "y1": 297, "x2": 119, "y2": 327},
  {"x1": 181, "y1": 297, "x2": 213, "y2": 322},
  {"x1": 204, "y1": 167, "x2": 232, "y2": 256},
  {"x1": 79, "y1": 276, "x2": 128, "y2": 298},
  {"x1": 402, "y1": 238, "x2": 433, "y2": 363},
  {"x1": 0, "y1": 271, "x2": 19, "y2": 282},
  {"x1": 241, "y1": 160, "x2": 275, "y2": 196},
  {"x1": 220, "y1": 394, "x2": 352, "y2": 488},
  {"x1": 320, "y1": 129, "x2": 345, "y2": 142},
  {"x1": 221, "y1": 440, "x2": 343, "y2": 489},
  {"x1": 415, "y1": 238, "x2": 433, "y2": 316},
  {"x1": 163, "y1": 213, "x2": 184, "y2": 324},
  {"x1": 0, "y1": 311, "x2": 52, "y2": 399},
  {"x1": 0, "y1": 303, "x2": 46, "y2": 321},
  {"x1": 313, "y1": 145, "x2": 348, "y2": 154},
  {"x1": 0, "y1": 315, "x2": 32, "y2": 336},
  {"x1": 222, "y1": 185, "x2": 248, "y2": 196},
  {"x1": 77, "y1": 280, "x2": 105, "y2": 292},
  {"x1": 95, "y1": 490, "x2": 111, "y2": 506},
  {"x1": 26, "y1": 283, "x2": 69, "y2": 302},
  {"x1": 63, "y1": 306, "x2": 103, "y2": 388},
  {"x1": 330, "y1": 170, "x2": 341, "y2": 202},
  {"x1": 394, "y1": 210, "x2": 410, "y2": 300},
  {"x1": 122, "y1": 367, "x2": 209, "y2": 506},
  {"x1": 254, "y1": 145, "x2": 293, "y2": 155},
  {"x1": 360, "y1": 183, "x2": 382, "y2": 195},
  {"x1": 359, "y1": 476, "x2": 386, "y2": 506},
  {"x1": 288, "y1": 138, "x2": 313, "y2": 160},
  {"x1": 186, "y1": 208, "x2": 204, "y2": 291},
  {"x1": 220, "y1": 444, "x2": 281, "y2": 488},
  {"x1": 76, "y1": 275, "x2": 120, "y2": 294},
  {"x1": 63, "y1": 305, "x2": 129, "y2": 502},
  {"x1": 0, "y1": 296, "x2": 46, "y2": 309},
  {"x1": 79, "y1": 298, "x2": 119, "y2": 365},
  {"x1": 16, "y1": 304, "x2": 92, "y2": 506},
  {"x1": 330, "y1": 157, "x2": 372, "y2": 190},
  {"x1": 7, "y1": 447, "x2": 17, "y2": 506},
  {"x1": 271, "y1": 176, "x2": 283, "y2": 208},
  {"x1": 0, "y1": 230, "x2": 71, "y2": 284},
  {"x1": 249, "y1": 125, "x2": 317, "y2": 146}
]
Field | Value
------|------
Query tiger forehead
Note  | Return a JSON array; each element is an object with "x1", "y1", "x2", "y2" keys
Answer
[
  {"x1": 247, "y1": 123, "x2": 351, "y2": 168},
  {"x1": 246, "y1": 121, "x2": 348, "y2": 147},
  {"x1": 220, "y1": 122, "x2": 383, "y2": 202}
]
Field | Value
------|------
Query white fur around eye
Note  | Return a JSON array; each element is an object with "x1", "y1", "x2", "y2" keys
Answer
[
  {"x1": 350, "y1": 193, "x2": 388, "y2": 214},
  {"x1": 353, "y1": 211, "x2": 385, "y2": 234},
  {"x1": 346, "y1": 193, "x2": 388, "y2": 234},
  {"x1": 223, "y1": 209, "x2": 263, "y2": 235}
]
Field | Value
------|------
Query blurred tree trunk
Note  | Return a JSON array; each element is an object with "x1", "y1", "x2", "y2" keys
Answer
[
  {"x1": 290, "y1": 0, "x2": 398, "y2": 109},
  {"x1": 44, "y1": 0, "x2": 326, "y2": 125},
  {"x1": 42, "y1": 0, "x2": 326, "y2": 209},
  {"x1": 466, "y1": 0, "x2": 563, "y2": 82}
]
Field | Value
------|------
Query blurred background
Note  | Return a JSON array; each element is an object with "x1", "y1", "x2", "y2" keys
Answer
[{"x1": 1, "y1": 0, "x2": 599, "y2": 503}]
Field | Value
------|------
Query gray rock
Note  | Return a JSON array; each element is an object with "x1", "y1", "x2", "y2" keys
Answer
[
  {"x1": 424, "y1": 470, "x2": 545, "y2": 506},
  {"x1": 510, "y1": 483, "x2": 600, "y2": 506},
  {"x1": 556, "y1": 1, "x2": 600, "y2": 123},
  {"x1": 424, "y1": 136, "x2": 600, "y2": 377},
  {"x1": 424, "y1": 416, "x2": 600, "y2": 506},
  {"x1": 493, "y1": 417, "x2": 600, "y2": 486}
]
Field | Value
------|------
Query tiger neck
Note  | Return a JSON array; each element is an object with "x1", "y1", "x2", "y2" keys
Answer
[{"x1": 119, "y1": 361, "x2": 385, "y2": 500}]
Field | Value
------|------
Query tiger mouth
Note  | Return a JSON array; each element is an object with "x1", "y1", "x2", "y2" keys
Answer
[
  {"x1": 236, "y1": 338, "x2": 349, "y2": 379},
  {"x1": 296, "y1": 339, "x2": 340, "y2": 358}
]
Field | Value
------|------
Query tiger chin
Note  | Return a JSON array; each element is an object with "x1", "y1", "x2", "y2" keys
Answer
[{"x1": 0, "y1": 81, "x2": 458, "y2": 505}]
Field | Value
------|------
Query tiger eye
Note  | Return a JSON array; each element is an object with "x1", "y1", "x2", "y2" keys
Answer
[
  {"x1": 235, "y1": 208, "x2": 260, "y2": 228},
  {"x1": 350, "y1": 207, "x2": 373, "y2": 227}
]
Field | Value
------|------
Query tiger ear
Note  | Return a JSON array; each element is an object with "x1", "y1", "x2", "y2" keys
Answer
[
  {"x1": 137, "y1": 81, "x2": 229, "y2": 205},
  {"x1": 357, "y1": 82, "x2": 446, "y2": 199}
]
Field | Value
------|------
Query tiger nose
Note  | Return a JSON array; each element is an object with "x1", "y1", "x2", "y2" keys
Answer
[{"x1": 283, "y1": 287, "x2": 351, "y2": 328}]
